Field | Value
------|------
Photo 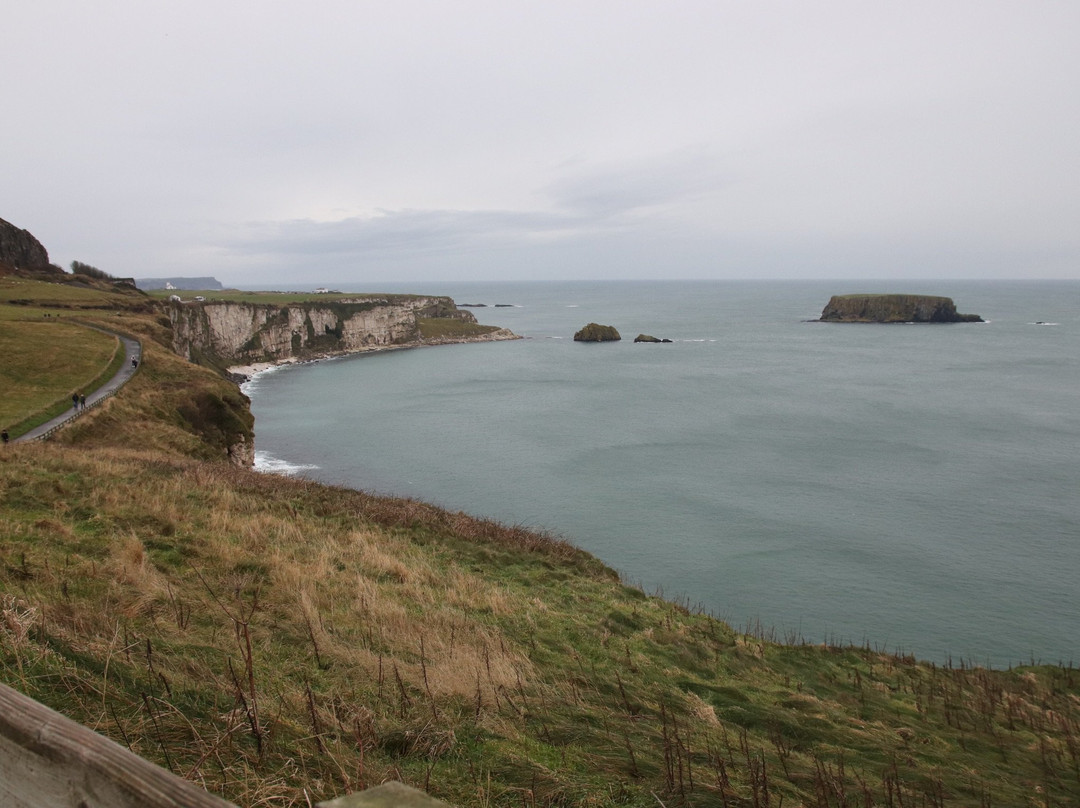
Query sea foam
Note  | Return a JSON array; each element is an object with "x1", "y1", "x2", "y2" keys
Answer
[{"x1": 254, "y1": 451, "x2": 319, "y2": 476}]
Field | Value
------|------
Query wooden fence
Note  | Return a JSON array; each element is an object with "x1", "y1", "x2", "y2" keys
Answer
[{"x1": 0, "y1": 683, "x2": 449, "y2": 808}]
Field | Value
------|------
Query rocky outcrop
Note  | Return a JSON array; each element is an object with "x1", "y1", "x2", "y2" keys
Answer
[
  {"x1": 227, "y1": 433, "x2": 255, "y2": 467},
  {"x1": 0, "y1": 217, "x2": 50, "y2": 268},
  {"x1": 820, "y1": 295, "x2": 983, "y2": 323},
  {"x1": 174, "y1": 387, "x2": 255, "y2": 468},
  {"x1": 169, "y1": 296, "x2": 504, "y2": 366},
  {"x1": 634, "y1": 334, "x2": 672, "y2": 343},
  {"x1": 574, "y1": 323, "x2": 621, "y2": 342},
  {"x1": 418, "y1": 328, "x2": 519, "y2": 348}
]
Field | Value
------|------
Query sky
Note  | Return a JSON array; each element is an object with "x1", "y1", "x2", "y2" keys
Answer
[{"x1": 5, "y1": 1, "x2": 1080, "y2": 286}]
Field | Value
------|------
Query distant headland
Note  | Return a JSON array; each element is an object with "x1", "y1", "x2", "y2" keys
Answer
[
  {"x1": 135, "y1": 276, "x2": 225, "y2": 291},
  {"x1": 820, "y1": 294, "x2": 983, "y2": 323}
]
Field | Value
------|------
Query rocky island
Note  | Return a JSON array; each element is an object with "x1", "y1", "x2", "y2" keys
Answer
[
  {"x1": 820, "y1": 294, "x2": 983, "y2": 323},
  {"x1": 573, "y1": 322, "x2": 621, "y2": 341}
]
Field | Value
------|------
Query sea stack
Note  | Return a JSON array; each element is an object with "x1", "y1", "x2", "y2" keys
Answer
[
  {"x1": 573, "y1": 323, "x2": 621, "y2": 342},
  {"x1": 819, "y1": 294, "x2": 983, "y2": 323}
]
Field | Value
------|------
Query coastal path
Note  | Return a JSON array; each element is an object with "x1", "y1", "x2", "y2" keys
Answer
[{"x1": 11, "y1": 323, "x2": 141, "y2": 443}]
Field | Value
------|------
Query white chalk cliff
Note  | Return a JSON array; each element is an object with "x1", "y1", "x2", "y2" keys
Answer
[{"x1": 168, "y1": 296, "x2": 516, "y2": 365}]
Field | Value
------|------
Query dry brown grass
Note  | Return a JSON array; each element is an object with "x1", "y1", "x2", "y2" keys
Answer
[{"x1": 108, "y1": 534, "x2": 173, "y2": 617}]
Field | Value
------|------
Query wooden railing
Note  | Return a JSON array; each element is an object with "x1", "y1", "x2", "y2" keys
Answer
[
  {"x1": 0, "y1": 683, "x2": 449, "y2": 808},
  {"x1": 0, "y1": 682, "x2": 230, "y2": 808}
]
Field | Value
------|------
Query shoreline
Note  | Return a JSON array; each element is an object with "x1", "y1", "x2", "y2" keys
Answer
[{"x1": 228, "y1": 327, "x2": 521, "y2": 384}]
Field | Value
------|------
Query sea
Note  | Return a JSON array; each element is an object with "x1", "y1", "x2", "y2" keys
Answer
[{"x1": 241, "y1": 280, "x2": 1080, "y2": 669}]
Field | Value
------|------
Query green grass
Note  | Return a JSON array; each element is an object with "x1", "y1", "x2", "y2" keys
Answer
[
  {"x1": 418, "y1": 318, "x2": 504, "y2": 339},
  {"x1": 0, "y1": 320, "x2": 120, "y2": 435},
  {"x1": 832, "y1": 293, "x2": 950, "y2": 301},
  {"x1": 0, "y1": 275, "x2": 142, "y2": 309}
]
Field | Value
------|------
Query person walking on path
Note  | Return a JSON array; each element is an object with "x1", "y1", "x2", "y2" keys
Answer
[
  {"x1": 14, "y1": 330, "x2": 142, "y2": 444},
  {"x1": 1, "y1": 429, "x2": 9, "y2": 444}
]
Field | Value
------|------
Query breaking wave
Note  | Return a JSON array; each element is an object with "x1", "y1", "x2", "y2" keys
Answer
[{"x1": 254, "y1": 451, "x2": 319, "y2": 476}]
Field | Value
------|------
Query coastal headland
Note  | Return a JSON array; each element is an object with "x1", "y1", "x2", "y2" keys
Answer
[
  {"x1": 2, "y1": 226, "x2": 1079, "y2": 806},
  {"x1": 159, "y1": 291, "x2": 519, "y2": 384}
]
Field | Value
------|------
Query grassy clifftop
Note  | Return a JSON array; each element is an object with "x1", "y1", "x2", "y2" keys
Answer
[{"x1": 2, "y1": 271, "x2": 1079, "y2": 807}]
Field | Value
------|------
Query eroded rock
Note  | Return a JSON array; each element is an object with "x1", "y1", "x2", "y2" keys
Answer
[{"x1": 0, "y1": 217, "x2": 50, "y2": 268}]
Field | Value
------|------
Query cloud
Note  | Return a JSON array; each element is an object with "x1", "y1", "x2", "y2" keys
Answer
[
  {"x1": 541, "y1": 148, "x2": 731, "y2": 219},
  {"x1": 4, "y1": 1, "x2": 1080, "y2": 282},
  {"x1": 225, "y1": 146, "x2": 736, "y2": 271},
  {"x1": 228, "y1": 209, "x2": 575, "y2": 259}
]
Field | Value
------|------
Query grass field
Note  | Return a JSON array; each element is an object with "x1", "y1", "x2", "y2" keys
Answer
[
  {"x1": 0, "y1": 320, "x2": 120, "y2": 433},
  {"x1": 0, "y1": 275, "x2": 144, "y2": 310},
  {"x1": 418, "y1": 317, "x2": 504, "y2": 339},
  {"x1": 145, "y1": 288, "x2": 435, "y2": 304}
]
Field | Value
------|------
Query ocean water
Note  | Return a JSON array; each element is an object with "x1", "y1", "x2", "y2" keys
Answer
[{"x1": 243, "y1": 280, "x2": 1080, "y2": 668}]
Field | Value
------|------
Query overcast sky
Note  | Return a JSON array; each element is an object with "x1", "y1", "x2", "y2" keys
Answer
[{"x1": 6, "y1": 1, "x2": 1079, "y2": 285}]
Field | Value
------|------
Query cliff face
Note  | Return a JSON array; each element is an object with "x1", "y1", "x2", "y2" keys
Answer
[
  {"x1": 165, "y1": 294, "x2": 517, "y2": 466},
  {"x1": 0, "y1": 217, "x2": 50, "y2": 268},
  {"x1": 169, "y1": 296, "x2": 480, "y2": 366},
  {"x1": 820, "y1": 294, "x2": 983, "y2": 323}
]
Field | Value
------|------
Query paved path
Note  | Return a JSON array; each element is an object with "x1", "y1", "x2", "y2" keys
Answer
[{"x1": 12, "y1": 325, "x2": 142, "y2": 443}]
